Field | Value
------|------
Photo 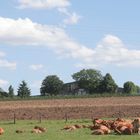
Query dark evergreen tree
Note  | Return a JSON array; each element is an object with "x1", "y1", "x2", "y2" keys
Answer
[
  {"x1": 8, "y1": 85, "x2": 14, "y2": 97},
  {"x1": 17, "y1": 81, "x2": 31, "y2": 98}
]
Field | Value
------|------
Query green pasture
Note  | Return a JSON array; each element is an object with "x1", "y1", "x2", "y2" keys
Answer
[{"x1": 0, "y1": 119, "x2": 139, "y2": 140}]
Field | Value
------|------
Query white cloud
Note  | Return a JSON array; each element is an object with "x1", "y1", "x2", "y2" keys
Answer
[
  {"x1": 30, "y1": 64, "x2": 44, "y2": 71},
  {"x1": 0, "y1": 59, "x2": 17, "y2": 70},
  {"x1": 1, "y1": 17, "x2": 140, "y2": 68},
  {"x1": 77, "y1": 34, "x2": 140, "y2": 68},
  {"x1": 58, "y1": 8, "x2": 81, "y2": 25},
  {"x1": 0, "y1": 79, "x2": 9, "y2": 87},
  {"x1": 0, "y1": 50, "x2": 16, "y2": 70},
  {"x1": 18, "y1": 0, "x2": 81, "y2": 25},
  {"x1": 63, "y1": 12, "x2": 81, "y2": 25},
  {"x1": 94, "y1": 35, "x2": 140, "y2": 67},
  {"x1": 0, "y1": 17, "x2": 94, "y2": 63},
  {"x1": 18, "y1": 0, "x2": 70, "y2": 9}
]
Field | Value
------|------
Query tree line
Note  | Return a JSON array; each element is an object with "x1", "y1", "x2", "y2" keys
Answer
[
  {"x1": 40, "y1": 69, "x2": 140, "y2": 96},
  {"x1": 0, "y1": 81, "x2": 31, "y2": 98},
  {"x1": 0, "y1": 69, "x2": 140, "y2": 98}
]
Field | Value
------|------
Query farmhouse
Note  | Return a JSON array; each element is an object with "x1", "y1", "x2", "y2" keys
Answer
[
  {"x1": 62, "y1": 82, "x2": 124, "y2": 95},
  {"x1": 116, "y1": 87, "x2": 124, "y2": 93},
  {"x1": 62, "y1": 82, "x2": 87, "y2": 95}
]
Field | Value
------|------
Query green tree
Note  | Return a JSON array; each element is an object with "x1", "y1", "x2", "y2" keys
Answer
[
  {"x1": 72, "y1": 69, "x2": 103, "y2": 93},
  {"x1": 135, "y1": 85, "x2": 140, "y2": 93},
  {"x1": 17, "y1": 81, "x2": 31, "y2": 98},
  {"x1": 123, "y1": 81, "x2": 136, "y2": 94},
  {"x1": 40, "y1": 75, "x2": 63, "y2": 96},
  {"x1": 8, "y1": 85, "x2": 14, "y2": 97},
  {"x1": 100, "y1": 73, "x2": 118, "y2": 93}
]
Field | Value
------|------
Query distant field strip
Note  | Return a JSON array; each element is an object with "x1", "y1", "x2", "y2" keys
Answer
[{"x1": 0, "y1": 97, "x2": 140, "y2": 120}]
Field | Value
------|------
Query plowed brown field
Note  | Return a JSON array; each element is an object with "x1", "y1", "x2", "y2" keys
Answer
[{"x1": 0, "y1": 96, "x2": 140, "y2": 120}]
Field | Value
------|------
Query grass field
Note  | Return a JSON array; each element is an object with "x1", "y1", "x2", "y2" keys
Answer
[
  {"x1": 0, "y1": 97, "x2": 140, "y2": 139},
  {"x1": 0, "y1": 120, "x2": 140, "y2": 140}
]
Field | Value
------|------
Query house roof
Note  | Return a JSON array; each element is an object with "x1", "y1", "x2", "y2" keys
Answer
[{"x1": 64, "y1": 81, "x2": 77, "y2": 85}]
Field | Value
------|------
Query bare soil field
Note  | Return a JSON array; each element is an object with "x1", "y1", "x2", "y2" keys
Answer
[{"x1": 0, "y1": 96, "x2": 140, "y2": 120}]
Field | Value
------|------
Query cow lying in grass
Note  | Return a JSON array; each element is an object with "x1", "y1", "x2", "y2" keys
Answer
[
  {"x1": 91, "y1": 118, "x2": 137, "y2": 135},
  {"x1": 31, "y1": 126, "x2": 47, "y2": 134},
  {"x1": 113, "y1": 118, "x2": 133, "y2": 135},
  {"x1": 0, "y1": 128, "x2": 4, "y2": 135},
  {"x1": 62, "y1": 118, "x2": 140, "y2": 135},
  {"x1": 92, "y1": 125, "x2": 111, "y2": 135},
  {"x1": 62, "y1": 124, "x2": 83, "y2": 131}
]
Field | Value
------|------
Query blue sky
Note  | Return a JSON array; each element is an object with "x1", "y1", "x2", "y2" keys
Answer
[{"x1": 0, "y1": 0, "x2": 140, "y2": 95}]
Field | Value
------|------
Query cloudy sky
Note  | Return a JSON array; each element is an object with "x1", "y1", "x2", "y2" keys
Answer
[{"x1": 0, "y1": 0, "x2": 140, "y2": 95}]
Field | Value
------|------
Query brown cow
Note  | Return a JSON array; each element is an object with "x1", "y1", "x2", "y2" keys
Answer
[
  {"x1": 100, "y1": 125, "x2": 111, "y2": 134},
  {"x1": 62, "y1": 124, "x2": 83, "y2": 131},
  {"x1": 112, "y1": 118, "x2": 133, "y2": 130},
  {"x1": 31, "y1": 129, "x2": 42, "y2": 134},
  {"x1": 34, "y1": 126, "x2": 46, "y2": 132},
  {"x1": 62, "y1": 125, "x2": 77, "y2": 131},
  {"x1": 92, "y1": 129, "x2": 104, "y2": 135},
  {"x1": 0, "y1": 128, "x2": 4, "y2": 135},
  {"x1": 31, "y1": 126, "x2": 47, "y2": 134},
  {"x1": 92, "y1": 118, "x2": 114, "y2": 130},
  {"x1": 115, "y1": 125, "x2": 132, "y2": 135},
  {"x1": 91, "y1": 118, "x2": 134, "y2": 135},
  {"x1": 74, "y1": 124, "x2": 83, "y2": 129},
  {"x1": 111, "y1": 118, "x2": 133, "y2": 135},
  {"x1": 91, "y1": 125, "x2": 111, "y2": 135},
  {"x1": 92, "y1": 118, "x2": 103, "y2": 126}
]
